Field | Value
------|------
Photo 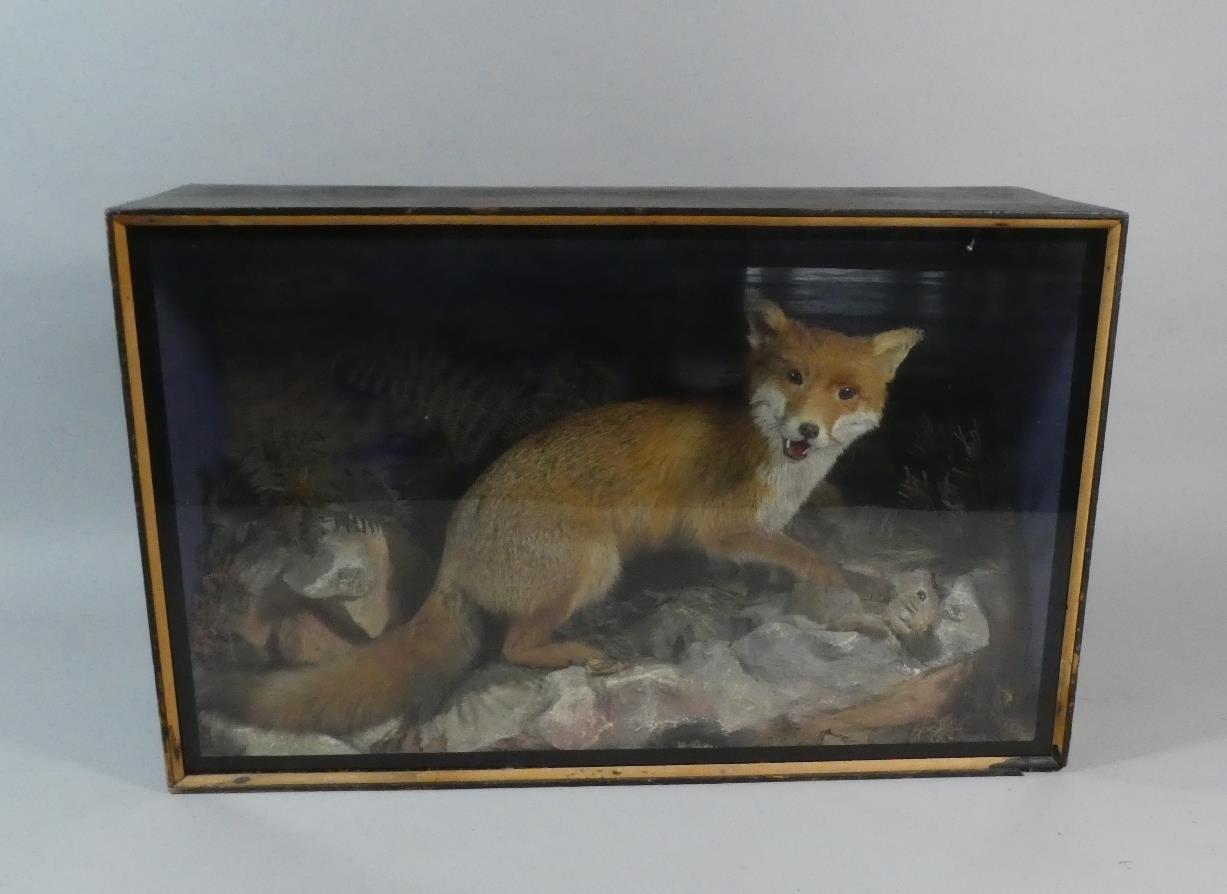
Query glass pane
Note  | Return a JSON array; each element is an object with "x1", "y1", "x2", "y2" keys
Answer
[{"x1": 128, "y1": 223, "x2": 1102, "y2": 770}]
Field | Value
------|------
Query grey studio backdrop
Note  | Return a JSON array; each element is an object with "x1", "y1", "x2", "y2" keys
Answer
[{"x1": 1, "y1": 2, "x2": 1223, "y2": 891}]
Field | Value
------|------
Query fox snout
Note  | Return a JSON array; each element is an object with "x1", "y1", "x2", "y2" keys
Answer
[
  {"x1": 785, "y1": 413, "x2": 877, "y2": 454},
  {"x1": 781, "y1": 419, "x2": 832, "y2": 462},
  {"x1": 790, "y1": 419, "x2": 833, "y2": 449}
]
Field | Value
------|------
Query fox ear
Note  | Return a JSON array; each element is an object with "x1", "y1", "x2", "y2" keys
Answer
[
  {"x1": 745, "y1": 293, "x2": 790, "y2": 349},
  {"x1": 872, "y1": 328, "x2": 924, "y2": 378}
]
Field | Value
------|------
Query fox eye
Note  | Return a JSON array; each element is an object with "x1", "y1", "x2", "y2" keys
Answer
[
  {"x1": 787, "y1": 369, "x2": 804, "y2": 385},
  {"x1": 837, "y1": 386, "x2": 858, "y2": 401}
]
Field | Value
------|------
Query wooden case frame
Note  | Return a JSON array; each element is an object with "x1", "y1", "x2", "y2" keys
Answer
[{"x1": 107, "y1": 187, "x2": 1126, "y2": 792}]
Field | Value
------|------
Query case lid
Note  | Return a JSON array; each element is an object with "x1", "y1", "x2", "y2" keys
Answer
[{"x1": 109, "y1": 185, "x2": 1125, "y2": 219}]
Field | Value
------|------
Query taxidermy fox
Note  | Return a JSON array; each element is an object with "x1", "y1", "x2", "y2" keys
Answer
[{"x1": 201, "y1": 297, "x2": 922, "y2": 733}]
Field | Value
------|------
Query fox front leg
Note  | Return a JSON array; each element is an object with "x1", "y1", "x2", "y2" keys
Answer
[{"x1": 704, "y1": 528, "x2": 848, "y2": 589}]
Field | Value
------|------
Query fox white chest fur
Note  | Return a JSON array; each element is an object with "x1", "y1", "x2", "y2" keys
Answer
[
  {"x1": 748, "y1": 378, "x2": 884, "y2": 531},
  {"x1": 755, "y1": 446, "x2": 844, "y2": 531}
]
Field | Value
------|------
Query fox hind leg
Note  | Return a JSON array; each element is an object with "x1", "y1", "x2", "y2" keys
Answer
[
  {"x1": 503, "y1": 617, "x2": 608, "y2": 670},
  {"x1": 501, "y1": 544, "x2": 623, "y2": 673},
  {"x1": 503, "y1": 609, "x2": 623, "y2": 673}
]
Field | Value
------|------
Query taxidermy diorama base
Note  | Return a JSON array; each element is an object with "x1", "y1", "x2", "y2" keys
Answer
[{"x1": 195, "y1": 505, "x2": 1025, "y2": 758}]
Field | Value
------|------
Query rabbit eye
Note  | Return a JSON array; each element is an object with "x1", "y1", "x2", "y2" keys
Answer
[
  {"x1": 916, "y1": 590, "x2": 927, "y2": 601},
  {"x1": 787, "y1": 369, "x2": 804, "y2": 385}
]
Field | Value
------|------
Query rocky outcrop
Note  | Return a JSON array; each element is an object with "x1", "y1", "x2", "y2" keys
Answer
[
  {"x1": 197, "y1": 518, "x2": 410, "y2": 667},
  {"x1": 401, "y1": 574, "x2": 990, "y2": 752},
  {"x1": 196, "y1": 506, "x2": 1008, "y2": 757},
  {"x1": 199, "y1": 569, "x2": 992, "y2": 756}
]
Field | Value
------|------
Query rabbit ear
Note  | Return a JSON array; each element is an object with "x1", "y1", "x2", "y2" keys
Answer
[
  {"x1": 745, "y1": 292, "x2": 790, "y2": 349},
  {"x1": 872, "y1": 328, "x2": 924, "y2": 377}
]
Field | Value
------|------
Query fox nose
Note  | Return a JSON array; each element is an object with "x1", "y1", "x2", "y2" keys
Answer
[{"x1": 798, "y1": 422, "x2": 820, "y2": 440}]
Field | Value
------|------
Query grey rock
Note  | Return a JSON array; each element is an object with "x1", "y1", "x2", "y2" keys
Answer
[
  {"x1": 598, "y1": 662, "x2": 711, "y2": 748},
  {"x1": 734, "y1": 617, "x2": 872, "y2": 681},
  {"x1": 280, "y1": 526, "x2": 393, "y2": 637},
  {"x1": 535, "y1": 669, "x2": 611, "y2": 750},
  {"x1": 934, "y1": 574, "x2": 992, "y2": 659},
  {"x1": 347, "y1": 716, "x2": 406, "y2": 752},
  {"x1": 400, "y1": 572, "x2": 991, "y2": 752},
  {"x1": 199, "y1": 711, "x2": 361, "y2": 757},
  {"x1": 679, "y1": 641, "x2": 779, "y2": 735},
  {"x1": 231, "y1": 538, "x2": 291, "y2": 595},
  {"x1": 415, "y1": 664, "x2": 556, "y2": 751},
  {"x1": 734, "y1": 597, "x2": 789, "y2": 629},
  {"x1": 625, "y1": 587, "x2": 746, "y2": 662}
]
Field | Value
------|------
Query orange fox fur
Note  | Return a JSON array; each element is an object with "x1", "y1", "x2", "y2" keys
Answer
[{"x1": 201, "y1": 297, "x2": 922, "y2": 733}]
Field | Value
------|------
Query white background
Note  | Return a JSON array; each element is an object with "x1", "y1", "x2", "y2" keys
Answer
[{"x1": 2, "y1": 1, "x2": 1224, "y2": 889}]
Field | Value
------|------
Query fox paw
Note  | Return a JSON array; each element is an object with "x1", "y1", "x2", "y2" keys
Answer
[{"x1": 585, "y1": 656, "x2": 627, "y2": 676}]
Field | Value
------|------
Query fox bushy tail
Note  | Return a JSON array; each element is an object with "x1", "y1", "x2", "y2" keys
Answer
[{"x1": 198, "y1": 585, "x2": 481, "y2": 734}]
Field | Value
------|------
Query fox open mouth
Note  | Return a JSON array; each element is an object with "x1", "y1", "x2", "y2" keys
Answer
[{"x1": 782, "y1": 437, "x2": 812, "y2": 461}]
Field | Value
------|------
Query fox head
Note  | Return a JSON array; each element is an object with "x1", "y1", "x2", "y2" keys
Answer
[{"x1": 745, "y1": 295, "x2": 922, "y2": 463}]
